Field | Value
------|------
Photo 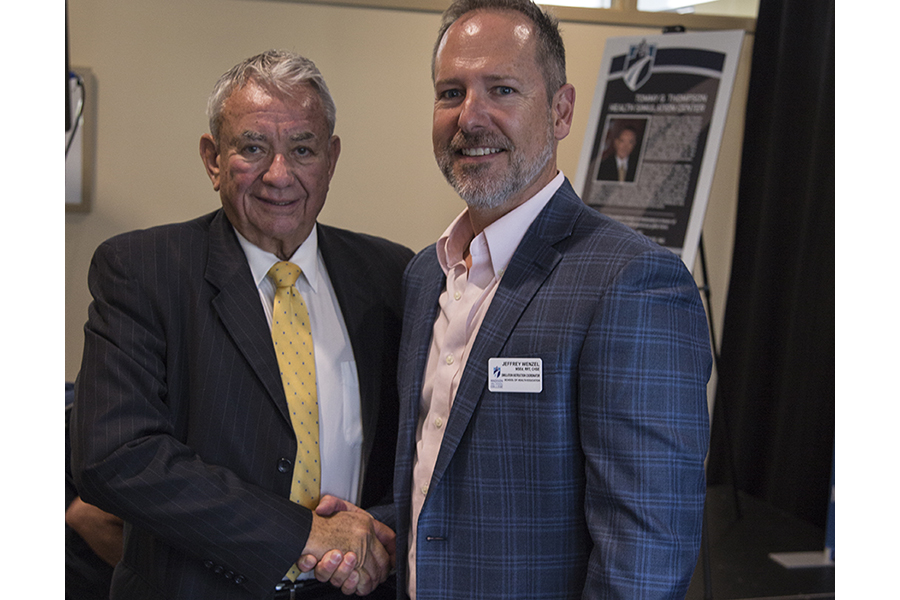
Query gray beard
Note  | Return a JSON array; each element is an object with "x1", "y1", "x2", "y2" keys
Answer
[{"x1": 437, "y1": 125, "x2": 554, "y2": 211}]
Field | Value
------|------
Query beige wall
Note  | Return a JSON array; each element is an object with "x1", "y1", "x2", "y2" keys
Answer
[{"x1": 66, "y1": 0, "x2": 753, "y2": 413}]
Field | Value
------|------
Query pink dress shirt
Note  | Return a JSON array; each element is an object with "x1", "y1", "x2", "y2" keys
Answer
[{"x1": 407, "y1": 173, "x2": 564, "y2": 598}]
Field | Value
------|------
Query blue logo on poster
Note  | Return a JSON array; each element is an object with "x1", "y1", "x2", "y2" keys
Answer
[{"x1": 623, "y1": 40, "x2": 656, "y2": 92}]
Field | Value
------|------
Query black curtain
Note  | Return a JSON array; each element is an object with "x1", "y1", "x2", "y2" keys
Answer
[{"x1": 707, "y1": 0, "x2": 834, "y2": 530}]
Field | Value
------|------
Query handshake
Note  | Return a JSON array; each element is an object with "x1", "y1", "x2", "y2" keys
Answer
[{"x1": 296, "y1": 495, "x2": 396, "y2": 596}]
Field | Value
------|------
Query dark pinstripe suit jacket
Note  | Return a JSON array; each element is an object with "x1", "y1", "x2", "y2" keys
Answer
[
  {"x1": 71, "y1": 209, "x2": 413, "y2": 600},
  {"x1": 394, "y1": 180, "x2": 711, "y2": 599}
]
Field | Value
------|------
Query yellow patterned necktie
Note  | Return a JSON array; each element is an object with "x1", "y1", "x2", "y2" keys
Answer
[{"x1": 268, "y1": 262, "x2": 320, "y2": 581}]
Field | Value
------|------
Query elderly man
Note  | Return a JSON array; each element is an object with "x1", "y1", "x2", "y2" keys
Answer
[
  {"x1": 392, "y1": 1, "x2": 712, "y2": 598},
  {"x1": 71, "y1": 50, "x2": 412, "y2": 600}
]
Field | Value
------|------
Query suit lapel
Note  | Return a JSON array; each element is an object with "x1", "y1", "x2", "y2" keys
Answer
[
  {"x1": 429, "y1": 181, "x2": 584, "y2": 487},
  {"x1": 205, "y1": 211, "x2": 289, "y2": 422},
  {"x1": 403, "y1": 253, "x2": 446, "y2": 431}
]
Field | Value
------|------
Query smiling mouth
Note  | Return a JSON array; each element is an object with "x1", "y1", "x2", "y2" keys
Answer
[
  {"x1": 258, "y1": 197, "x2": 298, "y2": 207},
  {"x1": 460, "y1": 147, "x2": 504, "y2": 157}
]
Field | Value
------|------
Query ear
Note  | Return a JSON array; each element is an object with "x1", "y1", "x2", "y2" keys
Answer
[
  {"x1": 326, "y1": 135, "x2": 341, "y2": 181},
  {"x1": 199, "y1": 134, "x2": 222, "y2": 191},
  {"x1": 551, "y1": 83, "x2": 576, "y2": 141}
]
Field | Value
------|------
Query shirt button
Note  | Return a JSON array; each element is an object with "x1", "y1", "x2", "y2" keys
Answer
[
  {"x1": 421, "y1": 483, "x2": 429, "y2": 496},
  {"x1": 434, "y1": 417, "x2": 443, "y2": 428},
  {"x1": 454, "y1": 291, "x2": 461, "y2": 300},
  {"x1": 445, "y1": 355, "x2": 454, "y2": 365}
]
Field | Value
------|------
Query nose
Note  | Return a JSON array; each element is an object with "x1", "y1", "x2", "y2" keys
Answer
[
  {"x1": 262, "y1": 154, "x2": 293, "y2": 187},
  {"x1": 457, "y1": 90, "x2": 490, "y2": 132}
]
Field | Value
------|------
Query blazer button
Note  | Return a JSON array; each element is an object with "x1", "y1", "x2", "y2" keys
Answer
[{"x1": 277, "y1": 458, "x2": 293, "y2": 473}]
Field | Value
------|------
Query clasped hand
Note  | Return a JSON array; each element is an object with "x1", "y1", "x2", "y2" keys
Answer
[{"x1": 297, "y1": 495, "x2": 396, "y2": 596}]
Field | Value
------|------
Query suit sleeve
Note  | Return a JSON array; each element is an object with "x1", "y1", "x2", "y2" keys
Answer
[
  {"x1": 71, "y1": 239, "x2": 312, "y2": 597},
  {"x1": 579, "y1": 248, "x2": 711, "y2": 599}
]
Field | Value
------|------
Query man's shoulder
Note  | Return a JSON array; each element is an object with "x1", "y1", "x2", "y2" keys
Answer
[
  {"x1": 101, "y1": 211, "x2": 221, "y2": 249},
  {"x1": 541, "y1": 185, "x2": 687, "y2": 277},
  {"x1": 547, "y1": 184, "x2": 653, "y2": 245},
  {"x1": 91, "y1": 211, "x2": 227, "y2": 283}
]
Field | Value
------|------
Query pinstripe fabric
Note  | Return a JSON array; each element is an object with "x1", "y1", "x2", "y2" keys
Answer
[
  {"x1": 395, "y1": 179, "x2": 712, "y2": 599},
  {"x1": 70, "y1": 210, "x2": 412, "y2": 600}
]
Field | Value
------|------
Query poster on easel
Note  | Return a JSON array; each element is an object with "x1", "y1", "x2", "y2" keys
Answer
[{"x1": 574, "y1": 30, "x2": 744, "y2": 272}]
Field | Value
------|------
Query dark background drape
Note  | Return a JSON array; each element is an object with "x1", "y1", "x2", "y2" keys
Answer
[{"x1": 706, "y1": 0, "x2": 835, "y2": 530}]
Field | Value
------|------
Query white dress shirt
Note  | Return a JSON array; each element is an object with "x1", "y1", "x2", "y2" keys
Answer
[{"x1": 235, "y1": 225, "x2": 365, "y2": 519}]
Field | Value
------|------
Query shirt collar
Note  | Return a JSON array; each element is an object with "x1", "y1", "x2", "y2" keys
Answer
[
  {"x1": 436, "y1": 171, "x2": 565, "y2": 278},
  {"x1": 234, "y1": 225, "x2": 320, "y2": 292}
]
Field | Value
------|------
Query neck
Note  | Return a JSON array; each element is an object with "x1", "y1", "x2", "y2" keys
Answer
[
  {"x1": 466, "y1": 197, "x2": 527, "y2": 236},
  {"x1": 465, "y1": 168, "x2": 559, "y2": 235}
]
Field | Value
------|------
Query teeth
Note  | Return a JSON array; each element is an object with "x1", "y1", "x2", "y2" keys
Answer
[{"x1": 461, "y1": 147, "x2": 502, "y2": 156}]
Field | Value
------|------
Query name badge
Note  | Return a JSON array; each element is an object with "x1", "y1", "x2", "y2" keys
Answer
[{"x1": 488, "y1": 358, "x2": 543, "y2": 393}]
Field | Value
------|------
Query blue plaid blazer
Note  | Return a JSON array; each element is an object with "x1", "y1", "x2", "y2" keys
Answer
[{"x1": 394, "y1": 179, "x2": 711, "y2": 599}]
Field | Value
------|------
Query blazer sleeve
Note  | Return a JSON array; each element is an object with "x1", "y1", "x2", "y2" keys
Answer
[
  {"x1": 71, "y1": 237, "x2": 312, "y2": 598},
  {"x1": 579, "y1": 248, "x2": 711, "y2": 599}
]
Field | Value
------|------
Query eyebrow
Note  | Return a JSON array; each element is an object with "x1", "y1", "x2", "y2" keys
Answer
[
  {"x1": 289, "y1": 132, "x2": 316, "y2": 142},
  {"x1": 240, "y1": 131, "x2": 268, "y2": 142}
]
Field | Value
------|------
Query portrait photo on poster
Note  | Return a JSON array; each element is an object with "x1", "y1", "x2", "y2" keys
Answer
[{"x1": 595, "y1": 117, "x2": 648, "y2": 184}]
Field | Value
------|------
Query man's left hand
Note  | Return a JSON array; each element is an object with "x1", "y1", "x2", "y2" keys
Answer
[{"x1": 297, "y1": 495, "x2": 396, "y2": 595}]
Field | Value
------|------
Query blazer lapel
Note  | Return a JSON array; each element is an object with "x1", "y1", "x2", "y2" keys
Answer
[
  {"x1": 205, "y1": 211, "x2": 289, "y2": 422},
  {"x1": 400, "y1": 251, "x2": 445, "y2": 437},
  {"x1": 429, "y1": 181, "x2": 584, "y2": 487}
]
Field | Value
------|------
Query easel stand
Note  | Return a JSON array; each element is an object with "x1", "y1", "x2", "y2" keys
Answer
[{"x1": 696, "y1": 234, "x2": 743, "y2": 599}]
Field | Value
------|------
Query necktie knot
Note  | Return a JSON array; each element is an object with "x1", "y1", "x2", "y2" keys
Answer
[{"x1": 268, "y1": 261, "x2": 302, "y2": 289}]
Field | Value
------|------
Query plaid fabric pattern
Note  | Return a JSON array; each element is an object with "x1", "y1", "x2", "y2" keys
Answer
[{"x1": 395, "y1": 180, "x2": 711, "y2": 599}]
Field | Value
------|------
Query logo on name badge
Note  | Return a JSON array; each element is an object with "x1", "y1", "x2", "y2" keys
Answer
[{"x1": 488, "y1": 358, "x2": 543, "y2": 393}]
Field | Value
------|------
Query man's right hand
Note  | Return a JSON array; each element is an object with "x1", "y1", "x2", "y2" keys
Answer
[{"x1": 298, "y1": 496, "x2": 394, "y2": 595}]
